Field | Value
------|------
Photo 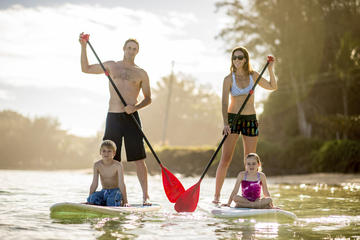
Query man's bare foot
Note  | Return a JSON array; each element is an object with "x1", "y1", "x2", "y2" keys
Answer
[{"x1": 143, "y1": 199, "x2": 152, "y2": 206}]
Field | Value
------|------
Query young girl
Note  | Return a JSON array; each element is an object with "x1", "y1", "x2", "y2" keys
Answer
[{"x1": 223, "y1": 153, "x2": 273, "y2": 208}]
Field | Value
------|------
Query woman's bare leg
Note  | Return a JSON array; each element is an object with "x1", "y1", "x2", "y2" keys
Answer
[{"x1": 213, "y1": 134, "x2": 239, "y2": 203}]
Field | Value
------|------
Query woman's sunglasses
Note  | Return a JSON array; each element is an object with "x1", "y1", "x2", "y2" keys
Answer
[{"x1": 232, "y1": 55, "x2": 245, "y2": 61}]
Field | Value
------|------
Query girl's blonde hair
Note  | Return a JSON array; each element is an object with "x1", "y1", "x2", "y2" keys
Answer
[{"x1": 245, "y1": 153, "x2": 262, "y2": 172}]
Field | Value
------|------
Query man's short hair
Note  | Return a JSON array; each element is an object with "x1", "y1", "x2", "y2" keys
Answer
[{"x1": 123, "y1": 38, "x2": 139, "y2": 49}]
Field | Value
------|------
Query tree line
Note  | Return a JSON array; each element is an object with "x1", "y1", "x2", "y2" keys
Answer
[{"x1": 0, "y1": 110, "x2": 100, "y2": 169}]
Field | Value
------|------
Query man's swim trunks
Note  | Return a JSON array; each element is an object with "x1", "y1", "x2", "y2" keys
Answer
[
  {"x1": 228, "y1": 113, "x2": 259, "y2": 136},
  {"x1": 87, "y1": 188, "x2": 122, "y2": 206},
  {"x1": 103, "y1": 111, "x2": 146, "y2": 161}
]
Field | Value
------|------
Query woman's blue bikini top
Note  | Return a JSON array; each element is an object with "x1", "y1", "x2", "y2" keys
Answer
[{"x1": 231, "y1": 72, "x2": 254, "y2": 96}]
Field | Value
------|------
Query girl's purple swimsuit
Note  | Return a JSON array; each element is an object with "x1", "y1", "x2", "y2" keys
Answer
[{"x1": 241, "y1": 172, "x2": 262, "y2": 202}]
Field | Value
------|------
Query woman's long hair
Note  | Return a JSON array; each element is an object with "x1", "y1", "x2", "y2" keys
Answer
[{"x1": 230, "y1": 46, "x2": 253, "y2": 74}]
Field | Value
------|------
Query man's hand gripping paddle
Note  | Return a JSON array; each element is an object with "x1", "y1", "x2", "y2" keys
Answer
[
  {"x1": 80, "y1": 33, "x2": 185, "y2": 203},
  {"x1": 174, "y1": 56, "x2": 274, "y2": 212}
]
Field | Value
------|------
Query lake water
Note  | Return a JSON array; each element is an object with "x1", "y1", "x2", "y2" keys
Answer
[{"x1": 0, "y1": 170, "x2": 359, "y2": 240}]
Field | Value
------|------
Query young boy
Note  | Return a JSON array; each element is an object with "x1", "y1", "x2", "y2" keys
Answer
[{"x1": 87, "y1": 140, "x2": 129, "y2": 207}]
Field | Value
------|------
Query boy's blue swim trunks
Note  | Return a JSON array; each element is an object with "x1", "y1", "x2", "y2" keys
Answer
[{"x1": 87, "y1": 188, "x2": 122, "y2": 206}]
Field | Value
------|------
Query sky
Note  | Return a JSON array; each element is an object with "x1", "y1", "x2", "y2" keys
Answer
[{"x1": 0, "y1": 0, "x2": 271, "y2": 137}]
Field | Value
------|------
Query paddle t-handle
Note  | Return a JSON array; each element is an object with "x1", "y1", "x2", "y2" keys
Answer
[
  {"x1": 267, "y1": 55, "x2": 274, "y2": 62},
  {"x1": 80, "y1": 33, "x2": 90, "y2": 42}
]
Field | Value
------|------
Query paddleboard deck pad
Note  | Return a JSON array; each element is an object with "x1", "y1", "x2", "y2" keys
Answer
[
  {"x1": 211, "y1": 206, "x2": 297, "y2": 220},
  {"x1": 50, "y1": 202, "x2": 161, "y2": 216}
]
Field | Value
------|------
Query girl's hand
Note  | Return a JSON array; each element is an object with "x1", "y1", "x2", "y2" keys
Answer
[
  {"x1": 221, "y1": 203, "x2": 230, "y2": 207},
  {"x1": 122, "y1": 202, "x2": 130, "y2": 207},
  {"x1": 223, "y1": 125, "x2": 231, "y2": 135}
]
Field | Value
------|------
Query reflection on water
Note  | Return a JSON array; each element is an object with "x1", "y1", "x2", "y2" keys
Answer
[
  {"x1": 93, "y1": 216, "x2": 139, "y2": 240},
  {"x1": 0, "y1": 170, "x2": 359, "y2": 240},
  {"x1": 213, "y1": 219, "x2": 280, "y2": 240}
]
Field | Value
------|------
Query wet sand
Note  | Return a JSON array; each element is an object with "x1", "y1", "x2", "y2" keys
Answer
[{"x1": 268, "y1": 173, "x2": 360, "y2": 185}]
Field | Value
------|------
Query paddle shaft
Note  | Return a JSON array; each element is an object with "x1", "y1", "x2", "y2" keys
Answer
[
  {"x1": 86, "y1": 40, "x2": 162, "y2": 165},
  {"x1": 199, "y1": 60, "x2": 270, "y2": 180}
]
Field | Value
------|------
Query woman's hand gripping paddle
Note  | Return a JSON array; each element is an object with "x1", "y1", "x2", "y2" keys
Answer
[
  {"x1": 174, "y1": 56, "x2": 274, "y2": 212},
  {"x1": 80, "y1": 33, "x2": 185, "y2": 203}
]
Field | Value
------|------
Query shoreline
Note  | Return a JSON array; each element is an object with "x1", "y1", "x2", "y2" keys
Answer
[
  {"x1": 1, "y1": 169, "x2": 359, "y2": 185},
  {"x1": 267, "y1": 173, "x2": 360, "y2": 185}
]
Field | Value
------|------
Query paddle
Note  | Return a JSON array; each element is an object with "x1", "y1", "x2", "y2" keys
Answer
[
  {"x1": 80, "y1": 34, "x2": 185, "y2": 203},
  {"x1": 174, "y1": 56, "x2": 274, "y2": 212}
]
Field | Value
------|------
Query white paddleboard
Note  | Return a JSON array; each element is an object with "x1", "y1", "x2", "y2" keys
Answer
[
  {"x1": 211, "y1": 206, "x2": 297, "y2": 220},
  {"x1": 50, "y1": 202, "x2": 161, "y2": 216}
]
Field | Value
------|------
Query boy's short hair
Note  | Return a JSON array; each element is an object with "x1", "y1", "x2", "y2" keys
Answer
[{"x1": 100, "y1": 140, "x2": 117, "y2": 152}]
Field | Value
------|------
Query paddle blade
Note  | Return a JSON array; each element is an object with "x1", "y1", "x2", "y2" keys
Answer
[
  {"x1": 174, "y1": 181, "x2": 201, "y2": 212},
  {"x1": 161, "y1": 166, "x2": 185, "y2": 203}
]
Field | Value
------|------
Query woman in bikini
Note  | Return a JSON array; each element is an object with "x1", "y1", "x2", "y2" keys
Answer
[{"x1": 213, "y1": 46, "x2": 277, "y2": 204}]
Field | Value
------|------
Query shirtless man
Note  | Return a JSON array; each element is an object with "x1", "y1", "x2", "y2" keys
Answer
[
  {"x1": 79, "y1": 33, "x2": 152, "y2": 205},
  {"x1": 88, "y1": 140, "x2": 128, "y2": 206}
]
